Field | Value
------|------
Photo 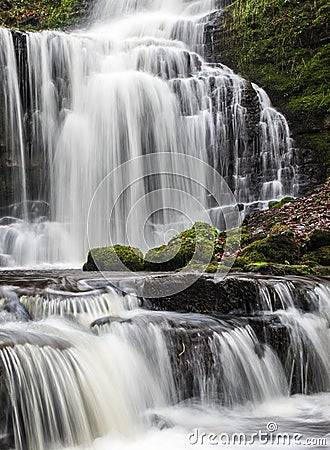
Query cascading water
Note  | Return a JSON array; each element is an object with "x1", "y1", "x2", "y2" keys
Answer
[
  {"x1": 0, "y1": 272, "x2": 329, "y2": 450},
  {"x1": 0, "y1": 0, "x2": 298, "y2": 267}
]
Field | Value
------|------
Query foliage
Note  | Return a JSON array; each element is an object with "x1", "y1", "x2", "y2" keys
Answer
[
  {"x1": 222, "y1": 0, "x2": 330, "y2": 176},
  {"x1": 0, "y1": 0, "x2": 89, "y2": 31}
]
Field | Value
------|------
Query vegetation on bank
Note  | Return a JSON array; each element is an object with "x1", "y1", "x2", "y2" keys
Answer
[
  {"x1": 83, "y1": 197, "x2": 330, "y2": 277},
  {"x1": 0, "y1": 0, "x2": 89, "y2": 31},
  {"x1": 220, "y1": 0, "x2": 330, "y2": 177},
  {"x1": 83, "y1": 225, "x2": 330, "y2": 276}
]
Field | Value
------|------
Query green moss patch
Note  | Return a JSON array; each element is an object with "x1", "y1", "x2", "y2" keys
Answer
[
  {"x1": 244, "y1": 263, "x2": 313, "y2": 276},
  {"x1": 268, "y1": 197, "x2": 293, "y2": 210},
  {"x1": 83, "y1": 245, "x2": 144, "y2": 272},
  {"x1": 240, "y1": 230, "x2": 299, "y2": 265},
  {"x1": 144, "y1": 222, "x2": 217, "y2": 272}
]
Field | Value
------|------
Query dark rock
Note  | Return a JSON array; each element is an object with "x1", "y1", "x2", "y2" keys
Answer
[
  {"x1": 139, "y1": 274, "x2": 320, "y2": 316},
  {"x1": 302, "y1": 247, "x2": 330, "y2": 267},
  {"x1": 307, "y1": 229, "x2": 330, "y2": 251}
]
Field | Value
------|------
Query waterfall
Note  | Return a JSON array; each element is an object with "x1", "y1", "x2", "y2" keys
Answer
[
  {"x1": 0, "y1": 273, "x2": 329, "y2": 450},
  {"x1": 0, "y1": 0, "x2": 297, "y2": 267}
]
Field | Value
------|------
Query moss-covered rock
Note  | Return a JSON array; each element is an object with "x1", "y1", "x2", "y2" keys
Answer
[
  {"x1": 311, "y1": 266, "x2": 330, "y2": 276},
  {"x1": 240, "y1": 230, "x2": 299, "y2": 265},
  {"x1": 220, "y1": 227, "x2": 249, "y2": 252},
  {"x1": 144, "y1": 222, "x2": 217, "y2": 272},
  {"x1": 184, "y1": 261, "x2": 229, "y2": 274},
  {"x1": 302, "y1": 247, "x2": 330, "y2": 266},
  {"x1": 244, "y1": 263, "x2": 313, "y2": 276},
  {"x1": 307, "y1": 229, "x2": 330, "y2": 251},
  {"x1": 83, "y1": 245, "x2": 144, "y2": 272},
  {"x1": 268, "y1": 197, "x2": 294, "y2": 210}
]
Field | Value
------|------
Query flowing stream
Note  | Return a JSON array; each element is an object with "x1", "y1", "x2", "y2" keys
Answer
[
  {"x1": 0, "y1": 272, "x2": 329, "y2": 449},
  {"x1": 0, "y1": 0, "x2": 298, "y2": 267}
]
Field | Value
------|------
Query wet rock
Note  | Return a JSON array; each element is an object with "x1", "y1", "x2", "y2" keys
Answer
[{"x1": 91, "y1": 316, "x2": 133, "y2": 328}]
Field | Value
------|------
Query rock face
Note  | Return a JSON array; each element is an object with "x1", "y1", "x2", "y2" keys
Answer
[
  {"x1": 203, "y1": 2, "x2": 330, "y2": 191},
  {"x1": 138, "y1": 274, "x2": 318, "y2": 316},
  {"x1": 95, "y1": 272, "x2": 330, "y2": 396},
  {"x1": 0, "y1": 30, "x2": 50, "y2": 216}
]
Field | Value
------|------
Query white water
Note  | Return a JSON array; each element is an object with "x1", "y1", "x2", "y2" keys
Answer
[
  {"x1": 0, "y1": 274, "x2": 329, "y2": 450},
  {"x1": 0, "y1": 0, "x2": 297, "y2": 267}
]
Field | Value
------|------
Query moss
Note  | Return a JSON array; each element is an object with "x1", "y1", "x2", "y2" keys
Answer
[
  {"x1": 268, "y1": 196, "x2": 294, "y2": 210},
  {"x1": 223, "y1": 227, "x2": 250, "y2": 252},
  {"x1": 83, "y1": 245, "x2": 144, "y2": 272},
  {"x1": 307, "y1": 229, "x2": 330, "y2": 250},
  {"x1": 233, "y1": 256, "x2": 250, "y2": 268},
  {"x1": 144, "y1": 222, "x2": 217, "y2": 272},
  {"x1": 221, "y1": 0, "x2": 330, "y2": 178},
  {"x1": 185, "y1": 261, "x2": 229, "y2": 274},
  {"x1": 244, "y1": 263, "x2": 312, "y2": 276},
  {"x1": 296, "y1": 131, "x2": 330, "y2": 170},
  {"x1": 302, "y1": 247, "x2": 330, "y2": 266},
  {"x1": 311, "y1": 266, "x2": 330, "y2": 276},
  {"x1": 0, "y1": 0, "x2": 89, "y2": 31},
  {"x1": 240, "y1": 230, "x2": 299, "y2": 265}
]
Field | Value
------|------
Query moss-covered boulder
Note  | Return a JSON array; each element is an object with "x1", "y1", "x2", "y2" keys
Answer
[
  {"x1": 311, "y1": 266, "x2": 330, "y2": 276},
  {"x1": 307, "y1": 229, "x2": 330, "y2": 251},
  {"x1": 83, "y1": 245, "x2": 144, "y2": 272},
  {"x1": 302, "y1": 247, "x2": 330, "y2": 267},
  {"x1": 144, "y1": 222, "x2": 218, "y2": 272},
  {"x1": 244, "y1": 263, "x2": 312, "y2": 276},
  {"x1": 268, "y1": 197, "x2": 294, "y2": 210},
  {"x1": 220, "y1": 227, "x2": 249, "y2": 252},
  {"x1": 240, "y1": 230, "x2": 299, "y2": 265}
]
